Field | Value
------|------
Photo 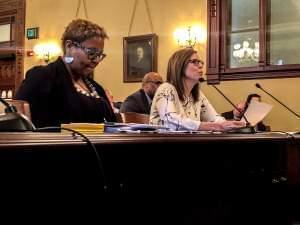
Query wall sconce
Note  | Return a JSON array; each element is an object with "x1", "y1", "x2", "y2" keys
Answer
[
  {"x1": 174, "y1": 25, "x2": 206, "y2": 48},
  {"x1": 33, "y1": 42, "x2": 62, "y2": 63}
]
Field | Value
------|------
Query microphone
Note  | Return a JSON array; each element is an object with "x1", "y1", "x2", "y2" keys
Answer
[
  {"x1": 0, "y1": 98, "x2": 17, "y2": 113},
  {"x1": 0, "y1": 97, "x2": 35, "y2": 131},
  {"x1": 255, "y1": 83, "x2": 300, "y2": 118},
  {"x1": 200, "y1": 79, "x2": 255, "y2": 133}
]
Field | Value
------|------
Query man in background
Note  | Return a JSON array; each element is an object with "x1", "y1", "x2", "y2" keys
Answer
[{"x1": 120, "y1": 72, "x2": 163, "y2": 114}]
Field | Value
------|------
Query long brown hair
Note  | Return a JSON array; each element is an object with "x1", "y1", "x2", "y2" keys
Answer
[{"x1": 166, "y1": 48, "x2": 199, "y2": 102}]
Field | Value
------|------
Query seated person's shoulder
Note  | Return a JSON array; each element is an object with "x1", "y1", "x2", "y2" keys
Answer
[
  {"x1": 26, "y1": 65, "x2": 46, "y2": 76},
  {"x1": 153, "y1": 83, "x2": 178, "y2": 100},
  {"x1": 156, "y1": 82, "x2": 175, "y2": 93},
  {"x1": 25, "y1": 64, "x2": 56, "y2": 82},
  {"x1": 125, "y1": 89, "x2": 144, "y2": 100},
  {"x1": 120, "y1": 90, "x2": 146, "y2": 113},
  {"x1": 121, "y1": 91, "x2": 140, "y2": 106}
]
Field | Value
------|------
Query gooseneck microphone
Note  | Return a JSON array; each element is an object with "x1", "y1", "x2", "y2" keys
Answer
[
  {"x1": 255, "y1": 83, "x2": 300, "y2": 118},
  {"x1": 0, "y1": 97, "x2": 17, "y2": 113},
  {"x1": 0, "y1": 97, "x2": 35, "y2": 131},
  {"x1": 200, "y1": 79, "x2": 255, "y2": 133}
]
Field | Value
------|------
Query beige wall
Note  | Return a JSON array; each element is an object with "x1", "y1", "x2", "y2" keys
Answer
[{"x1": 25, "y1": 0, "x2": 300, "y2": 131}]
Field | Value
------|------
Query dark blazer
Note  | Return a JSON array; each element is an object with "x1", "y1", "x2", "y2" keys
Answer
[
  {"x1": 221, "y1": 110, "x2": 269, "y2": 132},
  {"x1": 15, "y1": 57, "x2": 116, "y2": 128},
  {"x1": 120, "y1": 89, "x2": 151, "y2": 114}
]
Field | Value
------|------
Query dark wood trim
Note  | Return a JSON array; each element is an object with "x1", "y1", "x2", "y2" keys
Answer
[
  {"x1": 0, "y1": 132, "x2": 297, "y2": 189},
  {"x1": 259, "y1": 0, "x2": 266, "y2": 67},
  {"x1": 0, "y1": 0, "x2": 25, "y2": 96},
  {"x1": 206, "y1": 0, "x2": 300, "y2": 84},
  {"x1": 0, "y1": 132, "x2": 290, "y2": 146},
  {"x1": 206, "y1": 0, "x2": 221, "y2": 83}
]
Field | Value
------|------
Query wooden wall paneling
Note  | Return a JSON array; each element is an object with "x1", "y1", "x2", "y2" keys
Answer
[{"x1": 0, "y1": 0, "x2": 25, "y2": 98}]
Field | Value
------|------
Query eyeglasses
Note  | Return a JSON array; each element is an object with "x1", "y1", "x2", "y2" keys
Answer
[
  {"x1": 72, "y1": 42, "x2": 106, "y2": 61},
  {"x1": 147, "y1": 81, "x2": 163, "y2": 85},
  {"x1": 187, "y1": 59, "x2": 204, "y2": 66}
]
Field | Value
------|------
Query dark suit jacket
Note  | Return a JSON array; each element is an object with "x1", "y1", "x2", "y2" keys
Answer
[
  {"x1": 15, "y1": 57, "x2": 116, "y2": 128},
  {"x1": 120, "y1": 89, "x2": 151, "y2": 114},
  {"x1": 221, "y1": 110, "x2": 269, "y2": 132}
]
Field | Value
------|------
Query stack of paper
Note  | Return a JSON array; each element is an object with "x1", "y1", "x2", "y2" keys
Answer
[
  {"x1": 61, "y1": 123, "x2": 104, "y2": 134},
  {"x1": 241, "y1": 101, "x2": 273, "y2": 126},
  {"x1": 104, "y1": 122, "x2": 168, "y2": 133}
]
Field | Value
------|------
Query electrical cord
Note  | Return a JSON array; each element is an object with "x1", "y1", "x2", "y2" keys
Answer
[{"x1": 34, "y1": 126, "x2": 108, "y2": 192}]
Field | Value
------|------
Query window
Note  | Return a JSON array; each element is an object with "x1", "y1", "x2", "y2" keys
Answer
[
  {"x1": 0, "y1": 16, "x2": 15, "y2": 46},
  {"x1": 206, "y1": 0, "x2": 300, "y2": 84},
  {"x1": 0, "y1": 24, "x2": 11, "y2": 42}
]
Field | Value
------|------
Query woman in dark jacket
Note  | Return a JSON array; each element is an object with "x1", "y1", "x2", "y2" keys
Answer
[{"x1": 15, "y1": 19, "x2": 116, "y2": 128}]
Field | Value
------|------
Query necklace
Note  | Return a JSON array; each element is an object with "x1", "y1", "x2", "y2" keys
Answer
[
  {"x1": 63, "y1": 59, "x2": 100, "y2": 99},
  {"x1": 73, "y1": 78, "x2": 100, "y2": 98}
]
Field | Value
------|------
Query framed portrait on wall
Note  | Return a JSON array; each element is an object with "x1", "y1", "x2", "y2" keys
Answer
[{"x1": 123, "y1": 34, "x2": 158, "y2": 82}]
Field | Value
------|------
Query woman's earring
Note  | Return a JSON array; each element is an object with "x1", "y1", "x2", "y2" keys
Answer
[{"x1": 64, "y1": 56, "x2": 74, "y2": 64}]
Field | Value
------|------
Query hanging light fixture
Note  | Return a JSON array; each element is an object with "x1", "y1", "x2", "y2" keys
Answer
[
  {"x1": 33, "y1": 42, "x2": 62, "y2": 64},
  {"x1": 174, "y1": 25, "x2": 206, "y2": 48}
]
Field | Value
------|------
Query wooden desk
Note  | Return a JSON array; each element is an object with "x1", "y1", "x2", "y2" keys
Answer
[
  {"x1": 0, "y1": 132, "x2": 295, "y2": 224},
  {"x1": 0, "y1": 132, "x2": 290, "y2": 189}
]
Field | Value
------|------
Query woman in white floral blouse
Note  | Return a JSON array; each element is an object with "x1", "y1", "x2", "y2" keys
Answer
[{"x1": 150, "y1": 48, "x2": 245, "y2": 131}]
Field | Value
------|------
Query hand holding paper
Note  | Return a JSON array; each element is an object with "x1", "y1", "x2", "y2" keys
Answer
[{"x1": 241, "y1": 101, "x2": 273, "y2": 126}]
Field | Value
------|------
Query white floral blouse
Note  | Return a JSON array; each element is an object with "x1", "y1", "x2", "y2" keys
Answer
[{"x1": 149, "y1": 83, "x2": 225, "y2": 131}]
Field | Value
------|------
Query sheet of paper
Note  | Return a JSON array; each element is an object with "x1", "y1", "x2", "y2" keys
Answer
[{"x1": 241, "y1": 101, "x2": 273, "y2": 126}]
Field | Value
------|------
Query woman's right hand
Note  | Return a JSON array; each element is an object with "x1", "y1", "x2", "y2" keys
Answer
[{"x1": 199, "y1": 120, "x2": 246, "y2": 132}]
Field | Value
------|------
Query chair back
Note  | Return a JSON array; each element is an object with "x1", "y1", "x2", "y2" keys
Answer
[
  {"x1": 0, "y1": 99, "x2": 31, "y2": 120},
  {"x1": 120, "y1": 112, "x2": 149, "y2": 124}
]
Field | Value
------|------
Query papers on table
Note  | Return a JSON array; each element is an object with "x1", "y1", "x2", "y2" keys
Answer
[
  {"x1": 241, "y1": 101, "x2": 273, "y2": 126},
  {"x1": 61, "y1": 123, "x2": 104, "y2": 134},
  {"x1": 104, "y1": 122, "x2": 168, "y2": 133}
]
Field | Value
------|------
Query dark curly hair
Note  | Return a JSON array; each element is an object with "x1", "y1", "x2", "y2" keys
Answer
[{"x1": 61, "y1": 19, "x2": 108, "y2": 53}]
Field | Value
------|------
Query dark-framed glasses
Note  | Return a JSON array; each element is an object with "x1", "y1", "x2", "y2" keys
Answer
[
  {"x1": 188, "y1": 59, "x2": 204, "y2": 66},
  {"x1": 72, "y1": 42, "x2": 106, "y2": 61}
]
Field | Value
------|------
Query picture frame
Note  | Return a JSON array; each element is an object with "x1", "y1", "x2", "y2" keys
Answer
[{"x1": 123, "y1": 33, "x2": 158, "y2": 82}]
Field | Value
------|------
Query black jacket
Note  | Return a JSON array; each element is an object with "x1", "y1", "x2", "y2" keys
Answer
[
  {"x1": 15, "y1": 57, "x2": 116, "y2": 128},
  {"x1": 120, "y1": 89, "x2": 151, "y2": 114}
]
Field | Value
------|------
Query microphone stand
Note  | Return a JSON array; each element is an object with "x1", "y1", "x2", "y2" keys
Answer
[
  {"x1": 255, "y1": 83, "x2": 300, "y2": 118},
  {"x1": 0, "y1": 98, "x2": 17, "y2": 113},
  {"x1": 208, "y1": 84, "x2": 256, "y2": 133},
  {"x1": 0, "y1": 97, "x2": 35, "y2": 131}
]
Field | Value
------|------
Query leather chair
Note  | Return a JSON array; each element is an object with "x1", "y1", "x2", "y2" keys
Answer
[{"x1": 119, "y1": 112, "x2": 149, "y2": 124}]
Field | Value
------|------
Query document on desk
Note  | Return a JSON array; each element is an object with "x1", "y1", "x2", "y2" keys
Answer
[
  {"x1": 241, "y1": 101, "x2": 273, "y2": 126},
  {"x1": 104, "y1": 122, "x2": 168, "y2": 133}
]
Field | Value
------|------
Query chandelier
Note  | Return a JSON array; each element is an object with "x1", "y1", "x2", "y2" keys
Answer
[
  {"x1": 173, "y1": 25, "x2": 205, "y2": 48},
  {"x1": 232, "y1": 40, "x2": 259, "y2": 63}
]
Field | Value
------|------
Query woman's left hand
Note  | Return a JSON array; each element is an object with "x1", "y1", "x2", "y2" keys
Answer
[{"x1": 219, "y1": 120, "x2": 247, "y2": 131}]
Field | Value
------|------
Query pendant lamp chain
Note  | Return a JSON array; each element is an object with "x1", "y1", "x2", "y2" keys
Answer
[
  {"x1": 75, "y1": 0, "x2": 89, "y2": 19},
  {"x1": 128, "y1": 0, "x2": 154, "y2": 36}
]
